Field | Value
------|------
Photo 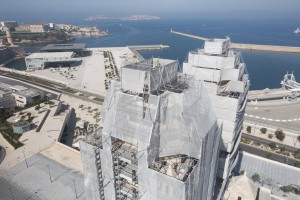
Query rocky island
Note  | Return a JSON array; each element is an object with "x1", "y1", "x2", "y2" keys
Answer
[{"x1": 121, "y1": 15, "x2": 160, "y2": 20}]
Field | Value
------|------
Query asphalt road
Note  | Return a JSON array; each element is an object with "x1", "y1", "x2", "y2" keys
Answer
[
  {"x1": 239, "y1": 143, "x2": 298, "y2": 166},
  {"x1": 0, "y1": 76, "x2": 58, "y2": 99},
  {"x1": 242, "y1": 133, "x2": 299, "y2": 152},
  {"x1": 245, "y1": 101, "x2": 300, "y2": 131}
]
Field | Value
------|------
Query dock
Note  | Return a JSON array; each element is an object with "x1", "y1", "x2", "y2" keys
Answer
[
  {"x1": 231, "y1": 43, "x2": 300, "y2": 53},
  {"x1": 170, "y1": 30, "x2": 209, "y2": 41},
  {"x1": 247, "y1": 88, "x2": 295, "y2": 101},
  {"x1": 127, "y1": 45, "x2": 170, "y2": 62},
  {"x1": 127, "y1": 45, "x2": 170, "y2": 51},
  {"x1": 171, "y1": 30, "x2": 300, "y2": 53}
]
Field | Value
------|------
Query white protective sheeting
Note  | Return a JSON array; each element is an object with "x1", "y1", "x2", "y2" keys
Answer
[
  {"x1": 121, "y1": 67, "x2": 146, "y2": 93},
  {"x1": 121, "y1": 58, "x2": 178, "y2": 94},
  {"x1": 204, "y1": 39, "x2": 230, "y2": 55},
  {"x1": 220, "y1": 68, "x2": 240, "y2": 81},
  {"x1": 81, "y1": 74, "x2": 221, "y2": 200},
  {"x1": 187, "y1": 50, "x2": 240, "y2": 70},
  {"x1": 184, "y1": 64, "x2": 221, "y2": 82},
  {"x1": 79, "y1": 141, "x2": 102, "y2": 200},
  {"x1": 208, "y1": 95, "x2": 239, "y2": 122},
  {"x1": 218, "y1": 81, "x2": 245, "y2": 94}
]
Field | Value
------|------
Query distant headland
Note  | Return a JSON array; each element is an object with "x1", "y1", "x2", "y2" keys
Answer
[{"x1": 84, "y1": 15, "x2": 160, "y2": 21}]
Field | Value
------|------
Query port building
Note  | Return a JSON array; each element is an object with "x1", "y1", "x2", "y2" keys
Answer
[
  {"x1": 80, "y1": 58, "x2": 222, "y2": 200},
  {"x1": 25, "y1": 52, "x2": 75, "y2": 70},
  {"x1": 183, "y1": 38, "x2": 249, "y2": 199},
  {"x1": 39, "y1": 43, "x2": 87, "y2": 56},
  {"x1": 29, "y1": 23, "x2": 50, "y2": 33}
]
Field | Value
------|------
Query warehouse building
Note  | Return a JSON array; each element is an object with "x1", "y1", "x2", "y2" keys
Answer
[
  {"x1": 39, "y1": 43, "x2": 87, "y2": 56},
  {"x1": 25, "y1": 52, "x2": 75, "y2": 70}
]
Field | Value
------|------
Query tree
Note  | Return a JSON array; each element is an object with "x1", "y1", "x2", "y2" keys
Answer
[
  {"x1": 35, "y1": 104, "x2": 41, "y2": 111},
  {"x1": 246, "y1": 126, "x2": 251, "y2": 133},
  {"x1": 275, "y1": 129, "x2": 285, "y2": 141},
  {"x1": 251, "y1": 173, "x2": 260, "y2": 183},
  {"x1": 260, "y1": 128, "x2": 267, "y2": 134},
  {"x1": 239, "y1": 170, "x2": 245, "y2": 175},
  {"x1": 269, "y1": 142, "x2": 277, "y2": 150},
  {"x1": 280, "y1": 185, "x2": 293, "y2": 193},
  {"x1": 268, "y1": 134, "x2": 273, "y2": 139}
]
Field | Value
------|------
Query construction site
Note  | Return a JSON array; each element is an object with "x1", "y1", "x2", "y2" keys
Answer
[{"x1": 80, "y1": 57, "x2": 223, "y2": 200}]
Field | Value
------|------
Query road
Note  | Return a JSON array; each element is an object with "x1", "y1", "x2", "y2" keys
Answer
[
  {"x1": 0, "y1": 70, "x2": 104, "y2": 104},
  {"x1": 242, "y1": 133, "x2": 299, "y2": 153},
  {"x1": 0, "y1": 76, "x2": 58, "y2": 99},
  {"x1": 239, "y1": 143, "x2": 298, "y2": 166},
  {"x1": 245, "y1": 101, "x2": 300, "y2": 131}
]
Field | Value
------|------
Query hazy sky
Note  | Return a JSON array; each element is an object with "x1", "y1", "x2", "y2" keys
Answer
[{"x1": 1, "y1": 0, "x2": 300, "y2": 21}]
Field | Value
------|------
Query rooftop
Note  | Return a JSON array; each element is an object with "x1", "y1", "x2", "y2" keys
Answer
[
  {"x1": 13, "y1": 120, "x2": 30, "y2": 127},
  {"x1": 9, "y1": 85, "x2": 28, "y2": 91},
  {"x1": 15, "y1": 88, "x2": 41, "y2": 98},
  {"x1": 40, "y1": 43, "x2": 86, "y2": 52},
  {"x1": 0, "y1": 82, "x2": 12, "y2": 92},
  {"x1": 26, "y1": 52, "x2": 74, "y2": 59},
  {"x1": 0, "y1": 149, "x2": 85, "y2": 200}
]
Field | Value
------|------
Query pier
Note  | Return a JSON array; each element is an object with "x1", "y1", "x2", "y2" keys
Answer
[
  {"x1": 127, "y1": 45, "x2": 170, "y2": 51},
  {"x1": 231, "y1": 43, "x2": 300, "y2": 53},
  {"x1": 171, "y1": 30, "x2": 300, "y2": 53},
  {"x1": 128, "y1": 45, "x2": 170, "y2": 62}
]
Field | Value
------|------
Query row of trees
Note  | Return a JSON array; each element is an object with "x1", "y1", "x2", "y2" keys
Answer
[{"x1": 246, "y1": 126, "x2": 287, "y2": 141}]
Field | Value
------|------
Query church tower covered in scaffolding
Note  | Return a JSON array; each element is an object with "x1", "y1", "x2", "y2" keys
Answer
[{"x1": 80, "y1": 58, "x2": 222, "y2": 200}]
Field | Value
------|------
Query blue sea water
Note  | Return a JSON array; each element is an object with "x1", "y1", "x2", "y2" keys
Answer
[{"x1": 23, "y1": 18, "x2": 300, "y2": 90}]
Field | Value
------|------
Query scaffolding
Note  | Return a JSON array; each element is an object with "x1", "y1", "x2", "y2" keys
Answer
[
  {"x1": 182, "y1": 38, "x2": 249, "y2": 200},
  {"x1": 80, "y1": 58, "x2": 222, "y2": 200}
]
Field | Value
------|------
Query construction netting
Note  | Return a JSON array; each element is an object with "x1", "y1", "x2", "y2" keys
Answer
[{"x1": 80, "y1": 71, "x2": 222, "y2": 200}]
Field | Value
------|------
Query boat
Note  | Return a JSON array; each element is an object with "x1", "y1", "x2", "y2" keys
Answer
[{"x1": 294, "y1": 28, "x2": 300, "y2": 34}]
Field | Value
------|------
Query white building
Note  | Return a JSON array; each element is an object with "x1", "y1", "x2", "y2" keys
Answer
[
  {"x1": 12, "y1": 88, "x2": 44, "y2": 107},
  {"x1": 0, "y1": 83, "x2": 16, "y2": 111},
  {"x1": 183, "y1": 38, "x2": 249, "y2": 199},
  {"x1": 25, "y1": 52, "x2": 75, "y2": 70},
  {"x1": 80, "y1": 58, "x2": 222, "y2": 200},
  {"x1": 29, "y1": 23, "x2": 50, "y2": 33}
]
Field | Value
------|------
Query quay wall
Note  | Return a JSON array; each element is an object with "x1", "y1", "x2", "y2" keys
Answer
[{"x1": 231, "y1": 43, "x2": 300, "y2": 53}]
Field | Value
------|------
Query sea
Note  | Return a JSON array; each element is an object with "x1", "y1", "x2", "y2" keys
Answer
[{"x1": 7, "y1": 18, "x2": 300, "y2": 90}]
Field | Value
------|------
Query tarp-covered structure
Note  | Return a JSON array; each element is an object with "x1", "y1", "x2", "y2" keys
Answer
[
  {"x1": 80, "y1": 58, "x2": 222, "y2": 200},
  {"x1": 183, "y1": 38, "x2": 249, "y2": 200}
]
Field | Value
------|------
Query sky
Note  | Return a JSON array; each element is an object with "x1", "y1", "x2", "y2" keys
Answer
[{"x1": 1, "y1": 0, "x2": 300, "y2": 22}]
